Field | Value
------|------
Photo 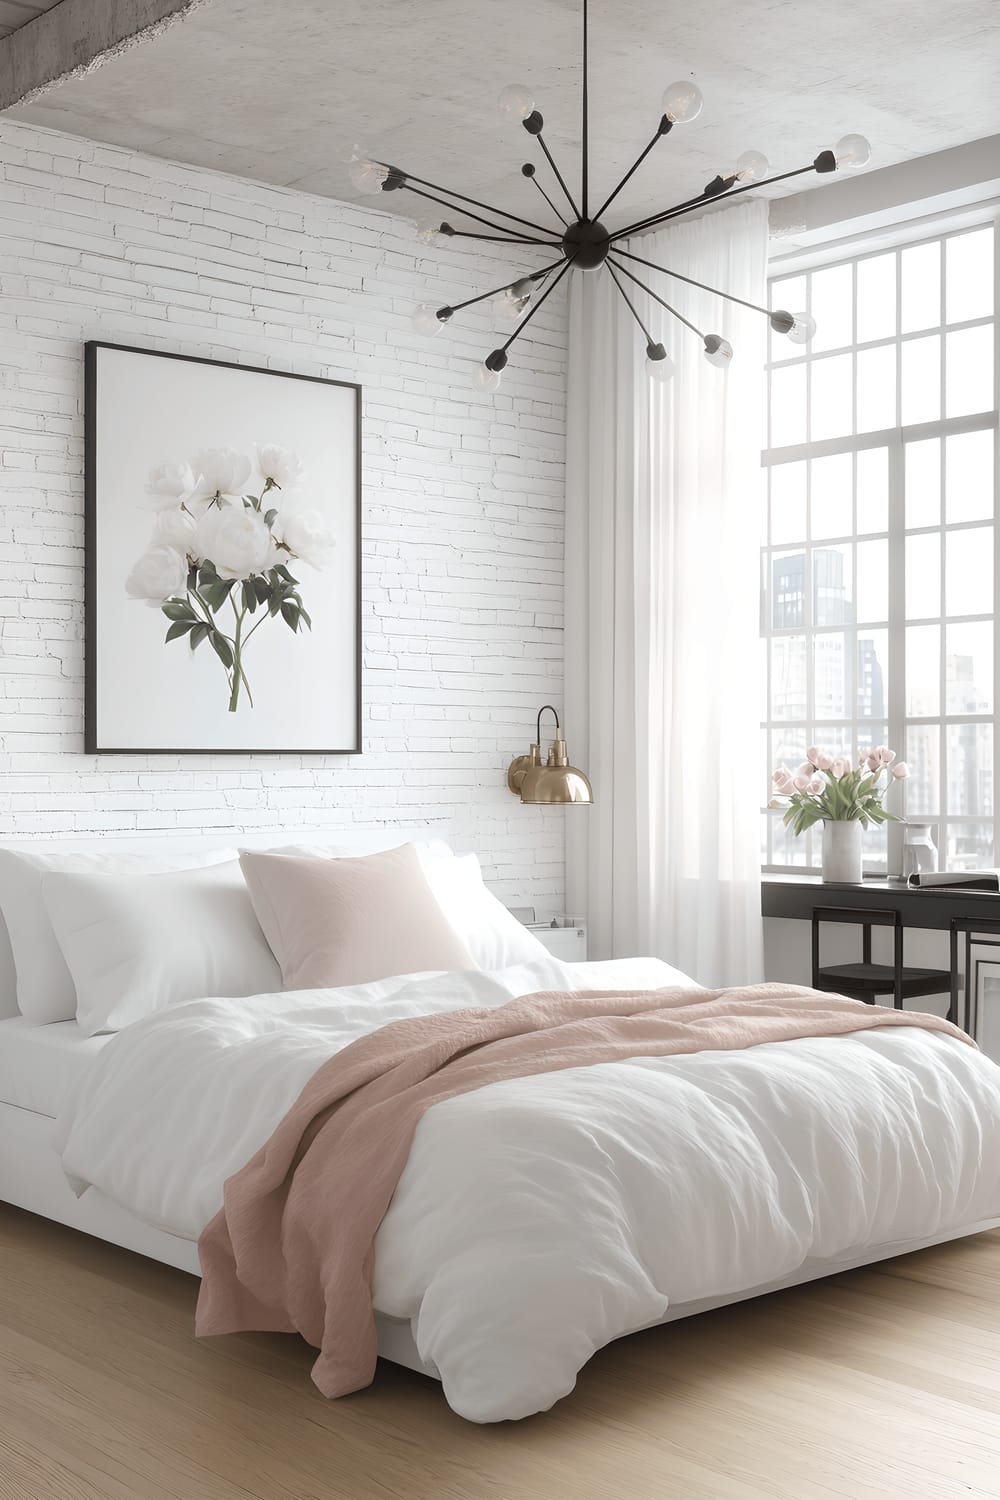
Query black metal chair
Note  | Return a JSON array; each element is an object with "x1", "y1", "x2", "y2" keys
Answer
[
  {"x1": 948, "y1": 915, "x2": 1000, "y2": 1032},
  {"x1": 811, "y1": 905, "x2": 952, "y2": 1010}
]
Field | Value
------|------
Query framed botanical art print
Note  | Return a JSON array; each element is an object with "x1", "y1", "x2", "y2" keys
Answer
[{"x1": 84, "y1": 342, "x2": 361, "y2": 753}]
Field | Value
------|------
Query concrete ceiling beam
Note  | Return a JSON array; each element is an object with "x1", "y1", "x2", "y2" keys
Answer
[{"x1": 0, "y1": 0, "x2": 212, "y2": 112}]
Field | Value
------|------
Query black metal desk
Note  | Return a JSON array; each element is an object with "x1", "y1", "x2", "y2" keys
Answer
[{"x1": 763, "y1": 875, "x2": 1000, "y2": 1030}]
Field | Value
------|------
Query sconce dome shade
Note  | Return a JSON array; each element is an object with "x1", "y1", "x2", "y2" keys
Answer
[{"x1": 518, "y1": 763, "x2": 593, "y2": 805}]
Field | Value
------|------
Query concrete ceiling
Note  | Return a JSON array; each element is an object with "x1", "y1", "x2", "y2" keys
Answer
[
  {"x1": 4, "y1": 0, "x2": 1000, "y2": 235},
  {"x1": 0, "y1": 1, "x2": 61, "y2": 42}
]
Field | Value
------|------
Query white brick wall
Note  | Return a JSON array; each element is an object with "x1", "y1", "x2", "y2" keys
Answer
[{"x1": 0, "y1": 121, "x2": 568, "y2": 911}]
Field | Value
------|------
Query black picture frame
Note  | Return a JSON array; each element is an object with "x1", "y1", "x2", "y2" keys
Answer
[{"x1": 84, "y1": 341, "x2": 362, "y2": 755}]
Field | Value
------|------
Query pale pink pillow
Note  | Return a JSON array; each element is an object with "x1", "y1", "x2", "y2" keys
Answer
[{"x1": 239, "y1": 843, "x2": 477, "y2": 991}]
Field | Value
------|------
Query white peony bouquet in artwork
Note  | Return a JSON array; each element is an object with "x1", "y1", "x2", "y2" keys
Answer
[{"x1": 125, "y1": 446, "x2": 334, "y2": 712}]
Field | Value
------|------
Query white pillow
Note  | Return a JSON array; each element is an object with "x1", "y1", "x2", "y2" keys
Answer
[
  {"x1": 237, "y1": 842, "x2": 548, "y2": 972},
  {"x1": 420, "y1": 854, "x2": 551, "y2": 970},
  {"x1": 258, "y1": 836, "x2": 455, "y2": 862},
  {"x1": 0, "y1": 846, "x2": 237, "y2": 1025},
  {"x1": 40, "y1": 861, "x2": 280, "y2": 1037}
]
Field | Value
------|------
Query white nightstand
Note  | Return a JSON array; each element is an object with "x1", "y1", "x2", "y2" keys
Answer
[{"x1": 525, "y1": 919, "x2": 587, "y2": 962}]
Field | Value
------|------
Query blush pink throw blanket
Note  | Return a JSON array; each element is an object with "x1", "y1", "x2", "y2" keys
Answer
[{"x1": 195, "y1": 982, "x2": 972, "y2": 1396}]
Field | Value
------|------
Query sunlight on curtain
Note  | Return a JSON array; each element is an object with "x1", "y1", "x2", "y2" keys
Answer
[{"x1": 565, "y1": 200, "x2": 767, "y2": 984}]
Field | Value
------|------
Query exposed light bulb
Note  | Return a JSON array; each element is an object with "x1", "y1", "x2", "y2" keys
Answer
[
  {"x1": 662, "y1": 80, "x2": 703, "y2": 124},
  {"x1": 347, "y1": 154, "x2": 388, "y2": 194},
  {"x1": 646, "y1": 343, "x2": 675, "y2": 383},
  {"x1": 835, "y1": 133, "x2": 871, "y2": 169},
  {"x1": 498, "y1": 83, "x2": 535, "y2": 121},
  {"x1": 491, "y1": 287, "x2": 532, "y2": 326},
  {"x1": 472, "y1": 363, "x2": 503, "y2": 393},
  {"x1": 736, "y1": 149, "x2": 769, "y2": 183},
  {"x1": 411, "y1": 304, "x2": 446, "y2": 336},
  {"x1": 786, "y1": 310, "x2": 816, "y2": 345},
  {"x1": 703, "y1": 334, "x2": 734, "y2": 369}
]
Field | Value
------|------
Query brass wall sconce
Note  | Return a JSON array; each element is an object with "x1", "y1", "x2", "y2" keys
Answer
[{"x1": 507, "y1": 704, "x2": 593, "y2": 805}]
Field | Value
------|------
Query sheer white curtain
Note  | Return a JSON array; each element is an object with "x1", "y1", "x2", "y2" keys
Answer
[{"x1": 564, "y1": 199, "x2": 767, "y2": 984}]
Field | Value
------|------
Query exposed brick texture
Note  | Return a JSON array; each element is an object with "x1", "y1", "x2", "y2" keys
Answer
[{"x1": 0, "y1": 121, "x2": 567, "y2": 911}]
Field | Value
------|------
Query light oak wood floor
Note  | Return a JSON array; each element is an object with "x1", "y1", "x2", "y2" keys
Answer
[{"x1": 2, "y1": 1205, "x2": 999, "y2": 1500}]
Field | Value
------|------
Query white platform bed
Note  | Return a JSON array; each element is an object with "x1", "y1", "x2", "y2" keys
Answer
[
  {"x1": 4, "y1": 1011, "x2": 1000, "y2": 1399},
  {"x1": 7, "y1": 1079, "x2": 1000, "y2": 1387},
  {"x1": 2, "y1": 829, "x2": 1000, "y2": 1424},
  {"x1": 0, "y1": 1009, "x2": 436, "y2": 1374}
]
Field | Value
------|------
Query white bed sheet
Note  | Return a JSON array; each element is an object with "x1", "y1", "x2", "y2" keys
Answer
[
  {"x1": 54, "y1": 957, "x2": 1000, "y2": 1423},
  {"x1": 0, "y1": 1017, "x2": 111, "y2": 1118}
]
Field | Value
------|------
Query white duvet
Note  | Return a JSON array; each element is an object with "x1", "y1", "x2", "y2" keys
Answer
[{"x1": 55, "y1": 957, "x2": 1000, "y2": 1422}]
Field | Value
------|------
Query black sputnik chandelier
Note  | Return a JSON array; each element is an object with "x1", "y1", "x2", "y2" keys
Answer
[{"x1": 347, "y1": 0, "x2": 871, "y2": 391}]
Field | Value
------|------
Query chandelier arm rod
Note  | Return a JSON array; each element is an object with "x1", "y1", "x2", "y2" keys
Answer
[
  {"x1": 606, "y1": 262, "x2": 655, "y2": 346},
  {"x1": 609, "y1": 185, "x2": 715, "y2": 241},
  {"x1": 527, "y1": 171, "x2": 570, "y2": 227},
  {"x1": 612, "y1": 246, "x2": 775, "y2": 319},
  {"x1": 591, "y1": 123, "x2": 668, "y2": 223},
  {"x1": 403, "y1": 184, "x2": 560, "y2": 244},
  {"x1": 611, "y1": 163, "x2": 817, "y2": 242},
  {"x1": 446, "y1": 232, "x2": 562, "y2": 245},
  {"x1": 378, "y1": 165, "x2": 557, "y2": 237},
  {"x1": 443, "y1": 261, "x2": 564, "y2": 316},
  {"x1": 581, "y1": 0, "x2": 589, "y2": 219},
  {"x1": 497, "y1": 252, "x2": 578, "y2": 356},
  {"x1": 536, "y1": 132, "x2": 582, "y2": 220},
  {"x1": 607, "y1": 255, "x2": 703, "y2": 340}
]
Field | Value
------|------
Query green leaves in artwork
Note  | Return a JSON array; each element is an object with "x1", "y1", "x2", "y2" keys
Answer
[
  {"x1": 162, "y1": 598, "x2": 197, "y2": 623},
  {"x1": 210, "y1": 632, "x2": 234, "y2": 669},
  {"x1": 160, "y1": 594, "x2": 234, "y2": 665}
]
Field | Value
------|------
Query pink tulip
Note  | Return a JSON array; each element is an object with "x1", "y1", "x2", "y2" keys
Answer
[
  {"x1": 891, "y1": 762, "x2": 910, "y2": 779},
  {"x1": 792, "y1": 775, "x2": 811, "y2": 792},
  {"x1": 796, "y1": 761, "x2": 815, "y2": 778},
  {"x1": 815, "y1": 753, "x2": 833, "y2": 771},
  {"x1": 829, "y1": 757, "x2": 850, "y2": 779},
  {"x1": 872, "y1": 745, "x2": 895, "y2": 767},
  {"x1": 805, "y1": 745, "x2": 824, "y2": 765},
  {"x1": 772, "y1": 767, "x2": 794, "y2": 794},
  {"x1": 806, "y1": 777, "x2": 825, "y2": 794}
]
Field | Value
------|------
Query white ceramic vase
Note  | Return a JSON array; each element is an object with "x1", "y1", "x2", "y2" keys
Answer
[{"x1": 821, "y1": 819, "x2": 863, "y2": 883}]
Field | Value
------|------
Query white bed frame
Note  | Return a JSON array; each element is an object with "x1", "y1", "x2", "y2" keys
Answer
[
  {"x1": 6, "y1": 1100, "x2": 999, "y2": 1383},
  {"x1": 2, "y1": 827, "x2": 999, "y2": 1387}
]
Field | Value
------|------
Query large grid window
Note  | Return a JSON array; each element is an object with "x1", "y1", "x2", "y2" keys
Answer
[{"x1": 762, "y1": 220, "x2": 998, "y2": 873}]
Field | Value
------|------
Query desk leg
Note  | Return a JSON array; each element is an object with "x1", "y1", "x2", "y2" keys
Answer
[{"x1": 948, "y1": 924, "x2": 959, "y2": 1027}]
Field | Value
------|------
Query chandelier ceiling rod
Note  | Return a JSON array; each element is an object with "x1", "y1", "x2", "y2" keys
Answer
[
  {"x1": 581, "y1": 0, "x2": 589, "y2": 218},
  {"x1": 354, "y1": 0, "x2": 873, "y2": 390}
]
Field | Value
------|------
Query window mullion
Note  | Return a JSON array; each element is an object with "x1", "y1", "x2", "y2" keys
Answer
[{"x1": 887, "y1": 430, "x2": 906, "y2": 876}]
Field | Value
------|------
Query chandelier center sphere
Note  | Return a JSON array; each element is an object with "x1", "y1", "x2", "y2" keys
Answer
[{"x1": 562, "y1": 219, "x2": 610, "y2": 271}]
